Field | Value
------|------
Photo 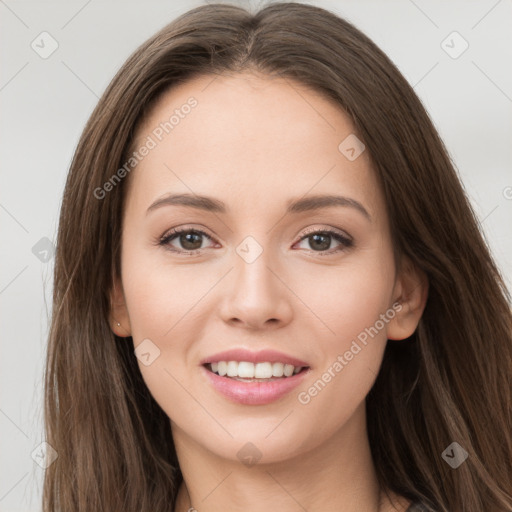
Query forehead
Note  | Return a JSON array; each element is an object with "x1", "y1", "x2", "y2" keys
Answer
[{"x1": 125, "y1": 71, "x2": 383, "y2": 221}]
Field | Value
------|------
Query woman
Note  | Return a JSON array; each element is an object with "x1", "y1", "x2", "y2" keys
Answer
[{"x1": 43, "y1": 2, "x2": 512, "y2": 511}]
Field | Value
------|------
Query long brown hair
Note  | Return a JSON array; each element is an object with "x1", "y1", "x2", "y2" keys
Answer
[{"x1": 43, "y1": 2, "x2": 512, "y2": 511}]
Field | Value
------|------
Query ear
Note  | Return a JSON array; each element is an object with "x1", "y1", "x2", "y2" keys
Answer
[
  {"x1": 386, "y1": 256, "x2": 429, "y2": 341},
  {"x1": 109, "y1": 275, "x2": 132, "y2": 338}
]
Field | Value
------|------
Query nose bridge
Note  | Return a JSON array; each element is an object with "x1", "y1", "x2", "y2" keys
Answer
[
  {"x1": 233, "y1": 233, "x2": 279, "y2": 302},
  {"x1": 220, "y1": 233, "x2": 292, "y2": 328}
]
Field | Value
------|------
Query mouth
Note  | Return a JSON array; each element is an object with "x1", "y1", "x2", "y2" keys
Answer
[
  {"x1": 201, "y1": 360, "x2": 311, "y2": 405},
  {"x1": 204, "y1": 361, "x2": 309, "y2": 382}
]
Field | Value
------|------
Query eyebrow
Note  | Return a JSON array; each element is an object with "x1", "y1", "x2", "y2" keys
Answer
[{"x1": 146, "y1": 193, "x2": 371, "y2": 221}]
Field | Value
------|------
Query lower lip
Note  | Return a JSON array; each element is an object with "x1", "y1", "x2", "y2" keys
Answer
[{"x1": 202, "y1": 365, "x2": 310, "y2": 405}]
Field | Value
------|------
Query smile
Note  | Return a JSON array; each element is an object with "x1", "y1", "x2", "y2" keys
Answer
[
  {"x1": 208, "y1": 361, "x2": 305, "y2": 379},
  {"x1": 202, "y1": 362, "x2": 310, "y2": 405}
]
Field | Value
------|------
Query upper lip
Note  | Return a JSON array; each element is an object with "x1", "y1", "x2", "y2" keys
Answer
[{"x1": 200, "y1": 348, "x2": 310, "y2": 368}]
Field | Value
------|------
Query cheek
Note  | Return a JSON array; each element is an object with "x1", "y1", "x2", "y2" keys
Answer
[
  {"x1": 121, "y1": 243, "x2": 214, "y2": 340},
  {"x1": 120, "y1": 248, "x2": 209, "y2": 428},
  {"x1": 289, "y1": 252, "x2": 394, "y2": 427},
  {"x1": 120, "y1": 244, "x2": 216, "y2": 394},
  {"x1": 291, "y1": 251, "x2": 395, "y2": 351}
]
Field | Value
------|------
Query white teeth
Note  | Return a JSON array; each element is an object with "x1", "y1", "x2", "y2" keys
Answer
[
  {"x1": 227, "y1": 361, "x2": 238, "y2": 377},
  {"x1": 217, "y1": 361, "x2": 227, "y2": 376},
  {"x1": 272, "y1": 362, "x2": 284, "y2": 377},
  {"x1": 238, "y1": 361, "x2": 255, "y2": 378},
  {"x1": 208, "y1": 360, "x2": 304, "y2": 379},
  {"x1": 254, "y1": 362, "x2": 273, "y2": 378},
  {"x1": 283, "y1": 364, "x2": 294, "y2": 377}
]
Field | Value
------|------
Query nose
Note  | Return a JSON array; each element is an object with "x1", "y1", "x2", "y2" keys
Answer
[{"x1": 218, "y1": 243, "x2": 294, "y2": 331}]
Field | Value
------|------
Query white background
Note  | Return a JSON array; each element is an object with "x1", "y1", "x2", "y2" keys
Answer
[{"x1": 1, "y1": 0, "x2": 511, "y2": 510}]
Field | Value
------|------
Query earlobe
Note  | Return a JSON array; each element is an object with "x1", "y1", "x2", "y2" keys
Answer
[
  {"x1": 387, "y1": 257, "x2": 429, "y2": 341},
  {"x1": 109, "y1": 276, "x2": 132, "y2": 338}
]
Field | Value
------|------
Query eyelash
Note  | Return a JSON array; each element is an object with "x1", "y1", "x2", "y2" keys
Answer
[{"x1": 157, "y1": 226, "x2": 353, "y2": 256}]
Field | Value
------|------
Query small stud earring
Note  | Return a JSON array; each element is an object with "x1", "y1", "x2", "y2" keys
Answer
[{"x1": 117, "y1": 322, "x2": 121, "y2": 327}]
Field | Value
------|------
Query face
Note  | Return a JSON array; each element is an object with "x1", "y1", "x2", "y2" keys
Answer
[{"x1": 111, "y1": 71, "x2": 426, "y2": 465}]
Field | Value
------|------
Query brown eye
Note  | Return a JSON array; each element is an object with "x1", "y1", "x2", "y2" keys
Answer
[
  {"x1": 176, "y1": 231, "x2": 203, "y2": 250},
  {"x1": 159, "y1": 228, "x2": 215, "y2": 253},
  {"x1": 295, "y1": 229, "x2": 353, "y2": 254}
]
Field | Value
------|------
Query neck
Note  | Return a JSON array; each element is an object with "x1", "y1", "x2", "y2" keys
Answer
[{"x1": 171, "y1": 403, "x2": 406, "y2": 512}]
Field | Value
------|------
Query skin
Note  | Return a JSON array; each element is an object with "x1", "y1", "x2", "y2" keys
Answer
[{"x1": 110, "y1": 70, "x2": 428, "y2": 512}]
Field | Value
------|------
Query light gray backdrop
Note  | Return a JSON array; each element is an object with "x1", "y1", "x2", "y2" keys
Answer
[{"x1": 1, "y1": 0, "x2": 511, "y2": 510}]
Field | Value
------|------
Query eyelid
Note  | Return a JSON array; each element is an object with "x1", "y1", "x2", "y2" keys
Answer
[
  {"x1": 160, "y1": 225, "x2": 214, "y2": 240},
  {"x1": 159, "y1": 224, "x2": 351, "y2": 242},
  {"x1": 158, "y1": 225, "x2": 217, "y2": 251},
  {"x1": 158, "y1": 224, "x2": 353, "y2": 255},
  {"x1": 293, "y1": 226, "x2": 353, "y2": 255},
  {"x1": 298, "y1": 225, "x2": 352, "y2": 242}
]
